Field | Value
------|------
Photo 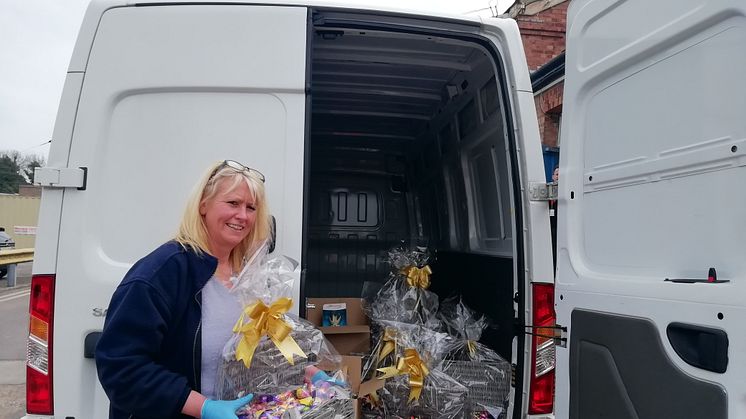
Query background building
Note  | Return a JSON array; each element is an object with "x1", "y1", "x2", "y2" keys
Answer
[
  {"x1": 0, "y1": 185, "x2": 41, "y2": 248},
  {"x1": 506, "y1": 0, "x2": 568, "y2": 181}
]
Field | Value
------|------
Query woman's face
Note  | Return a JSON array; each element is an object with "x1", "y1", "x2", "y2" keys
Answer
[
  {"x1": 552, "y1": 167, "x2": 560, "y2": 183},
  {"x1": 200, "y1": 177, "x2": 256, "y2": 255}
]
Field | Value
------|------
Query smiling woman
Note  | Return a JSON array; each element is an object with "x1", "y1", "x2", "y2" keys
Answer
[
  {"x1": 199, "y1": 178, "x2": 258, "y2": 281},
  {"x1": 94, "y1": 160, "x2": 273, "y2": 419},
  {"x1": 194, "y1": 161, "x2": 268, "y2": 282}
]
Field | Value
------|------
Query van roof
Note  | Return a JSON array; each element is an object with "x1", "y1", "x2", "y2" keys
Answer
[{"x1": 70, "y1": 0, "x2": 488, "y2": 72}]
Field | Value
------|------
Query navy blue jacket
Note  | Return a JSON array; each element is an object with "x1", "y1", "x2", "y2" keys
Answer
[{"x1": 95, "y1": 241, "x2": 218, "y2": 419}]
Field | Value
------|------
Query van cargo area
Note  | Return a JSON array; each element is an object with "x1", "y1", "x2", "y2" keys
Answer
[{"x1": 304, "y1": 12, "x2": 523, "y2": 413}]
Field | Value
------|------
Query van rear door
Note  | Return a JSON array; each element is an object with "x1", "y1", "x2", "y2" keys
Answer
[
  {"x1": 49, "y1": 4, "x2": 307, "y2": 418},
  {"x1": 556, "y1": 0, "x2": 746, "y2": 418}
]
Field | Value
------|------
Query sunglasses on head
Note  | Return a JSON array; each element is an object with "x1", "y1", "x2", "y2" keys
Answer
[{"x1": 210, "y1": 160, "x2": 265, "y2": 183}]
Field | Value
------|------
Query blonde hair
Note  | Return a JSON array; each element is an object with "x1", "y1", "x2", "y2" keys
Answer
[{"x1": 175, "y1": 161, "x2": 272, "y2": 273}]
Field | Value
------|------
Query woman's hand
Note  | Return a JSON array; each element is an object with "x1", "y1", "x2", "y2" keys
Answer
[{"x1": 201, "y1": 394, "x2": 253, "y2": 419}]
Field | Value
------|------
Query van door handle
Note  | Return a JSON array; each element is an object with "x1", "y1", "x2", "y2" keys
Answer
[
  {"x1": 666, "y1": 323, "x2": 728, "y2": 373},
  {"x1": 664, "y1": 267, "x2": 729, "y2": 284},
  {"x1": 84, "y1": 331, "x2": 102, "y2": 359}
]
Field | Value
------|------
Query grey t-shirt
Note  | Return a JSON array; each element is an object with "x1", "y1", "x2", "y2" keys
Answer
[{"x1": 200, "y1": 276, "x2": 242, "y2": 399}]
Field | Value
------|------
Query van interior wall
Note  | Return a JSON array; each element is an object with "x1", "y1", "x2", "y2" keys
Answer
[{"x1": 305, "y1": 26, "x2": 516, "y2": 360}]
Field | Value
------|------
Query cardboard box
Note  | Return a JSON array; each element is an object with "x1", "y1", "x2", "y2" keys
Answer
[
  {"x1": 305, "y1": 298, "x2": 371, "y2": 355},
  {"x1": 340, "y1": 355, "x2": 384, "y2": 419},
  {"x1": 306, "y1": 297, "x2": 382, "y2": 416},
  {"x1": 339, "y1": 355, "x2": 384, "y2": 396}
]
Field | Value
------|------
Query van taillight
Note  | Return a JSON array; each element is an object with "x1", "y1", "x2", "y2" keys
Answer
[
  {"x1": 27, "y1": 274, "x2": 55, "y2": 415},
  {"x1": 528, "y1": 282, "x2": 555, "y2": 415}
]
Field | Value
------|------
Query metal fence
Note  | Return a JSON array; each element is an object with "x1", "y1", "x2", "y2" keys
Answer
[{"x1": 0, "y1": 248, "x2": 34, "y2": 287}]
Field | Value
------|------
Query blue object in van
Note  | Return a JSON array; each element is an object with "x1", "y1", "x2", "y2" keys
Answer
[{"x1": 322, "y1": 303, "x2": 347, "y2": 327}]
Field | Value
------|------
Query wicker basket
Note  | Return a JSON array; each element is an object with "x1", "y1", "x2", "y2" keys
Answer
[
  {"x1": 215, "y1": 343, "x2": 319, "y2": 399},
  {"x1": 379, "y1": 370, "x2": 468, "y2": 419},
  {"x1": 299, "y1": 398, "x2": 355, "y2": 419},
  {"x1": 442, "y1": 359, "x2": 510, "y2": 419}
]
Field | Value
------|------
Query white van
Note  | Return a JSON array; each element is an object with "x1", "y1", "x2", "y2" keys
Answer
[{"x1": 25, "y1": 0, "x2": 741, "y2": 418}]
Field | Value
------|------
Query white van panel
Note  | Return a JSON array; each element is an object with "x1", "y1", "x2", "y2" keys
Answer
[
  {"x1": 580, "y1": 22, "x2": 746, "y2": 275},
  {"x1": 557, "y1": 0, "x2": 745, "y2": 417},
  {"x1": 477, "y1": 19, "x2": 554, "y2": 419},
  {"x1": 479, "y1": 16, "x2": 533, "y2": 93},
  {"x1": 478, "y1": 18, "x2": 554, "y2": 284},
  {"x1": 51, "y1": 5, "x2": 307, "y2": 418},
  {"x1": 562, "y1": 2, "x2": 746, "y2": 292},
  {"x1": 93, "y1": 92, "x2": 297, "y2": 263},
  {"x1": 32, "y1": 73, "x2": 85, "y2": 275},
  {"x1": 67, "y1": 0, "x2": 124, "y2": 73}
]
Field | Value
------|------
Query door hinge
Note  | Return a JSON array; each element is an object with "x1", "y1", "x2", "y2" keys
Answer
[
  {"x1": 35, "y1": 167, "x2": 88, "y2": 190},
  {"x1": 528, "y1": 182, "x2": 558, "y2": 201},
  {"x1": 524, "y1": 324, "x2": 567, "y2": 347}
]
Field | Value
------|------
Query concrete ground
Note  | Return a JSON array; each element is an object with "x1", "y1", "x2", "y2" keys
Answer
[
  {"x1": 0, "y1": 373, "x2": 24, "y2": 419},
  {"x1": 0, "y1": 262, "x2": 31, "y2": 294}
]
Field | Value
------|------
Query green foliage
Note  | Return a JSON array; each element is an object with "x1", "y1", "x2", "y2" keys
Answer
[{"x1": 0, "y1": 151, "x2": 46, "y2": 193}]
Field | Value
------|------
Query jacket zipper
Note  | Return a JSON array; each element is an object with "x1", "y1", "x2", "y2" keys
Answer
[{"x1": 193, "y1": 290, "x2": 202, "y2": 388}]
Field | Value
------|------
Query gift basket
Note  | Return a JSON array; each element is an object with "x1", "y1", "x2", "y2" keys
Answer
[
  {"x1": 439, "y1": 298, "x2": 511, "y2": 419},
  {"x1": 362, "y1": 245, "x2": 442, "y2": 383},
  {"x1": 372, "y1": 320, "x2": 467, "y2": 419},
  {"x1": 215, "y1": 245, "x2": 345, "y2": 408},
  {"x1": 364, "y1": 245, "x2": 441, "y2": 330}
]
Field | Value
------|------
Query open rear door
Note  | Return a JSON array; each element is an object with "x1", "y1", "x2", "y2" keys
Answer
[{"x1": 556, "y1": 0, "x2": 746, "y2": 418}]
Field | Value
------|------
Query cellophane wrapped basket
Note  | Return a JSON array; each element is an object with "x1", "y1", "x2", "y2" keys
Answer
[
  {"x1": 372, "y1": 320, "x2": 467, "y2": 419},
  {"x1": 362, "y1": 245, "x2": 442, "y2": 383},
  {"x1": 215, "y1": 246, "x2": 342, "y2": 399},
  {"x1": 439, "y1": 298, "x2": 511, "y2": 419},
  {"x1": 363, "y1": 245, "x2": 441, "y2": 330}
]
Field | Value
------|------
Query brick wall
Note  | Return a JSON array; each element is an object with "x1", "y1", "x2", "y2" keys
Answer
[
  {"x1": 509, "y1": 0, "x2": 568, "y2": 148},
  {"x1": 515, "y1": 1, "x2": 569, "y2": 71},
  {"x1": 535, "y1": 81, "x2": 563, "y2": 148},
  {"x1": 18, "y1": 185, "x2": 41, "y2": 197}
]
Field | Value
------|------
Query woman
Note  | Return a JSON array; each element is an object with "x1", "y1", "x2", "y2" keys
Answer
[{"x1": 96, "y1": 160, "x2": 271, "y2": 419}]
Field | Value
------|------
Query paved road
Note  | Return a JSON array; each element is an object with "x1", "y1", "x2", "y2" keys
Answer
[{"x1": 0, "y1": 262, "x2": 32, "y2": 419}]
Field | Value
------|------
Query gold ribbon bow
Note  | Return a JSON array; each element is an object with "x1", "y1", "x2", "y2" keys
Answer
[
  {"x1": 377, "y1": 327, "x2": 398, "y2": 362},
  {"x1": 466, "y1": 340, "x2": 477, "y2": 359},
  {"x1": 376, "y1": 348, "x2": 430, "y2": 402},
  {"x1": 369, "y1": 327, "x2": 398, "y2": 404},
  {"x1": 401, "y1": 265, "x2": 432, "y2": 289},
  {"x1": 232, "y1": 297, "x2": 307, "y2": 368}
]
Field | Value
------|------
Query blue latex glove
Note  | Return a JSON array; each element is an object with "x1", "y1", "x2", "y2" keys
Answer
[
  {"x1": 311, "y1": 370, "x2": 347, "y2": 387},
  {"x1": 201, "y1": 394, "x2": 253, "y2": 419}
]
